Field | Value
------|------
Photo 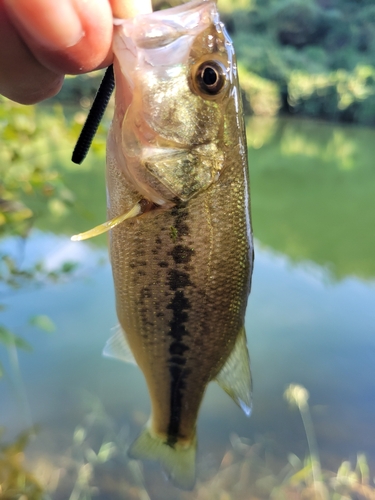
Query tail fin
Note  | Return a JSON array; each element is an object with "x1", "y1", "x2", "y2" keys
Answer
[{"x1": 128, "y1": 426, "x2": 196, "y2": 490}]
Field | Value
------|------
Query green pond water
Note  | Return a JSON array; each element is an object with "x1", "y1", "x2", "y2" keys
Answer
[{"x1": 1, "y1": 110, "x2": 375, "y2": 499}]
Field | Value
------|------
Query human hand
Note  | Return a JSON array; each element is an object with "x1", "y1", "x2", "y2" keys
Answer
[{"x1": 0, "y1": 0, "x2": 152, "y2": 104}]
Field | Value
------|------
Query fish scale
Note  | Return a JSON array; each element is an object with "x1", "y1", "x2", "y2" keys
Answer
[
  {"x1": 102, "y1": 0, "x2": 254, "y2": 490},
  {"x1": 107, "y1": 135, "x2": 251, "y2": 469}
]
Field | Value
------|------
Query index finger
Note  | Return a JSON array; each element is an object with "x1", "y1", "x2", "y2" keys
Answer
[{"x1": 4, "y1": 0, "x2": 114, "y2": 75}]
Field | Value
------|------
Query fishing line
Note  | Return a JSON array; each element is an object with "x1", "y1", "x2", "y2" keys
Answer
[{"x1": 71, "y1": 64, "x2": 115, "y2": 165}]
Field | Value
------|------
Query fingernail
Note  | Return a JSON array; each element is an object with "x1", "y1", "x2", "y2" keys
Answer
[{"x1": 5, "y1": 0, "x2": 84, "y2": 49}]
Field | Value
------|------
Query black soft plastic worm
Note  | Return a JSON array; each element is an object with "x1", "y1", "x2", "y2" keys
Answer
[{"x1": 71, "y1": 64, "x2": 115, "y2": 165}]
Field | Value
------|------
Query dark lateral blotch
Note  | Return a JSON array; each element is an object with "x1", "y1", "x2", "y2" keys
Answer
[
  {"x1": 169, "y1": 355, "x2": 187, "y2": 365},
  {"x1": 167, "y1": 269, "x2": 192, "y2": 290},
  {"x1": 170, "y1": 245, "x2": 194, "y2": 264},
  {"x1": 168, "y1": 321, "x2": 189, "y2": 341},
  {"x1": 167, "y1": 290, "x2": 191, "y2": 312},
  {"x1": 169, "y1": 341, "x2": 189, "y2": 355}
]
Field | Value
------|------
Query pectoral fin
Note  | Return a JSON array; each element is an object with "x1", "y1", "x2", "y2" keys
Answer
[
  {"x1": 71, "y1": 202, "x2": 142, "y2": 241},
  {"x1": 102, "y1": 325, "x2": 137, "y2": 365},
  {"x1": 215, "y1": 327, "x2": 252, "y2": 416}
]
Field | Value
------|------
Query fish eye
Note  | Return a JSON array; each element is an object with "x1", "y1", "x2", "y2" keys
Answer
[{"x1": 195, "y1": 61, "x2": 227, "y2": 96}]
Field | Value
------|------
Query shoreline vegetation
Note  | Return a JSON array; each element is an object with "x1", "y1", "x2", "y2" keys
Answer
[
  {"x1": 224, "y1": 0, "x2": 375, "y2": 126},
  {"x1": 49, "y1": 0, "x2": 375, "y2": 127}
]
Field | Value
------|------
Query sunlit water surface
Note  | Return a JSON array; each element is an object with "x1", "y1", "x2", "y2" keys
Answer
[{"x1": 1, "y1": 115, "x2": 375, "y2": 498}]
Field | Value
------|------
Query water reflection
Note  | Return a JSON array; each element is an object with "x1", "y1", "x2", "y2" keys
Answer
[
  {"x1": 1, "y1": 114, "x2": 375, "y2": 497},
  {"x1": 0, "y1": 229, "x2": 375, "y2": 498},
  {"x1": 34, "y1": 115, "x2": 375, "y2": 280},
  {"x1": 248, "y1": 117, "x2": 375, "y2": 280}
]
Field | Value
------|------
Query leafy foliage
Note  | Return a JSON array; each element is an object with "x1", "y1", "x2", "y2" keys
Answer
[
  {"x1": 0, "y1": 428, "x2": 44, "y2": 499},
  {"x1": 0, "y1": 98, "x2": 88, "y2": 374},
  {"x1": 288, "y1": 65, "x2": 375, "y2": 124},
  {"x1": 223, "y1": 0, "x2": 375, "y2": 123},
  {"x1": 0, "y1": 98, "x2": 75, "y2": 237}
]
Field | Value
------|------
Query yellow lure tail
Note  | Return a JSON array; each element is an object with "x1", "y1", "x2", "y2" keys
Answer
[{"x1": 71, "y1": 202, "x2": 142, "y2": 241}]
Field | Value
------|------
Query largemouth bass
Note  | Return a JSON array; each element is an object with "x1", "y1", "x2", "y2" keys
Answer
[{"x1": 74, "y1": 0, "x2": 254, "y2": 490}]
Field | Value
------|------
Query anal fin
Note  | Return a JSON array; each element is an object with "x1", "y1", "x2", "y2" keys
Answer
[
  {"x1": 103, "y1": 325, "x2": 137, "y2": 365},
  {"x1": 215, "y1": 327, "x2": 252, "y2": 416}
]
